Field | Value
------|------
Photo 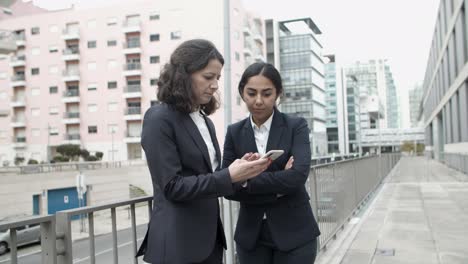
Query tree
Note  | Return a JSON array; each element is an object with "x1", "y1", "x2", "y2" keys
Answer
[
  {"x1": 14, "y1": 157, "x2": 24, "y2": 166},
  {"x1": 95, "y1": 151, "x2": 103, "y2": 160},
  {"x1": 56, "y1": 144, "x2": 81, "y2": 161}
]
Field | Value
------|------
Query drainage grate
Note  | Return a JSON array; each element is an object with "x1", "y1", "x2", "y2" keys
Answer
[{"x1": 375, "y1": 248, "x2": 395, "y2": 256}]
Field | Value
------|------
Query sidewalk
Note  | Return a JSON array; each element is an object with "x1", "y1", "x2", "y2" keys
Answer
[{"x1": 317, "y1": 156, "x2": 468, "y2": 264}]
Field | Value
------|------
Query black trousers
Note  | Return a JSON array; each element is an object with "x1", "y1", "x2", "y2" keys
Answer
[{"x1": 236, "y1": 220, "x2": 317, "y2": 264}]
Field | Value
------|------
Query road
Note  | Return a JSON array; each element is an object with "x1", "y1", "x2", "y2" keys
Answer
[{"x1": 0, "y1": 224, "x2": 148, "y2": 264}]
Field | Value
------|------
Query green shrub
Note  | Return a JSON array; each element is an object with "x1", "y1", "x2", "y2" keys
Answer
[
  {"x1": 27, "y1": 159, "x2": 39, "y2": 164},
  {"x1": 14, "y1": 157, "x2": 25, "y2": 165},
  {"x1": 95, "y1": 151, "x2": 103, "y2": 160}
]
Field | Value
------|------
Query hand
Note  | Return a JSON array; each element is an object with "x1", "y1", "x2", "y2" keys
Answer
[
  {"x1": 228, "y1": 158, "x2": 270, "y2": 183},
  {"x1": 285, "y1": 156, "x2": 294, "y2": 170},
  {"x1": 241, "y1": 152, "x2": 261, "y2": 161}
]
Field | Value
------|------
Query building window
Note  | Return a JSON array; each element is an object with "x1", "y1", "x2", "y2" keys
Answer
[
  {"x1": 31, "y1": 27, "x2": 40, "y2": 35},
  {"x1": 49, "y1": 45, "x2": 58, "y2": 53},
  {"x1": 88, "y1": 126, "x2": 98, "y2": 134},
  {"x1": 108, "y1": 102, "x2": 118, "y2": 112},
  {"x1": 88, "y1": 104, "x2": 98, "y2": 112},
  {"x1": 49, "y1": 25, "x2": 58, "y2": 33},
  {"x1": 87, "y1": 19, "x2": 97, "y2": 28},
  {"x1": 235, "y1": 52, "x2": 240, "y2": 61},
  {"x1": 31, "y1": 108, "x2": 40, "y2": 116},
  {"x1": 170, "y1": 31, "x2": 181, "y2": 40},
  {"x1": 88, "y1": 83, "x2": 97, "y2": 91},
  {"x1": 107, "y1": 40, "x2": 117, "y2": 47},
  {"x1": 150, "y1": 56, "x2": 160, "y2": 64},
  {"x1": 87, "y1": 62, "x2": 97, "y2": 70},
  {"x1": 49, "y1": 127, "x2": 59, "y2": 136},
  {"x1": 31, "y1": 87, "x2": 40, "y2": 96},
  {"x1": 107, "y1": 81, "x2": 117, "y2": 89},
  {"x1": 149, "y1": 12, "x2": 160, "y2": 20},
  {"x1": 49, "y1": 86, "x2": 58, "y2": 94},
  {"x1": 150, "y1": 34, "x2": 160, "y2": 42},
  {"x1": 31, "y1": 47, "x2": 40, "y2": 55},
  {"x1": 107, "y1": 17, "x2": 118, "y2": 26},
  {"x1": 150, "y1": 78, "x2": 158, "y2": 86},
  {"x1": 31, "y1": 68, "x2": 40, "y2": 75},
  {"x1": 49, "y1": 106, "x2": 59, "y2": 115},
  {"x1": 31, "y1": 128, "x2": 40, "y2": 137},
  {"x1": 88, "y1": 41, "x2": 97, "y2": 48}
]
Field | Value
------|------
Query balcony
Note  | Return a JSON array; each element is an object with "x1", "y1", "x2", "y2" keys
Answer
[
  {"x1": 11, "y1": 117, "x2": 26, "y2": 128},
  {"x1": 243, "y1": 26, "x2": 252, "y2": 36},
  {"x1": 62, "y1": 69, "x2": 80, "y2": 82},
  {"x1": 62, "y1": 48, "x2": 80, "y2": 61},
  {"x1": 10, "y1": 75, "x2": 26, "y2": 87},
  {"x1": 10, "y1": 97, "x2": 26, "y2": 108},
  {"x1": 63, "y1": 133, "x2": 81, "y2": 144},
  {"x1": 123, "y1": 85, "x2": 142, "y2": 98},
  {"x1": 62, "y1": 112, "x2": 80, "y2": 124},
  {"x1": 124, "y1": 129, "x2": 141, "y2": 143},
  {"x1": 122, "y1": 20, "x2": 141, "y2": 33},
  {"x1": 14, "y1": 33, "x2": 26, "y2": 47},
  {"x1": 13, "y1": 136, "x2": 26, "y2": 148},
  {"x1": 62, "y1": 90, "x2": 80, "y2": 103},
  {"x1": 122, "y1": 40, "x2": 141, "y2": 54},
  {"x1": 253, "y1": 33, "x2": 264, "y2": 44},
  {"x1": 0, "y1": 30, "x2": 16, "y2": 54},
  {"x1": 61, "y1": 28, "x2": 80, "y2": 40},
  {"x1": 10, "y1": 55, "x2": 26, "y2": 67},
  {"x1": 122, "y1": 63, "x2": 142, "y2": 76},
  {"x1": 124, "y1": 107, "x2": 142, "y2": 120}
]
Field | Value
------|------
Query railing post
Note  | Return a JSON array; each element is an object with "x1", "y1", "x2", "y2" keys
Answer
[
  {"x1": 41, "y1": 218, "x2": 57, "y2": 264},
  {"x1": 56, "y1": 212, "x2": 73, "y2": 264}
]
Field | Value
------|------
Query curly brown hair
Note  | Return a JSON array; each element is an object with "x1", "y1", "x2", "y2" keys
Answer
[{"x1": 157, "y1": 39, "x2": 224, "y2": 115}]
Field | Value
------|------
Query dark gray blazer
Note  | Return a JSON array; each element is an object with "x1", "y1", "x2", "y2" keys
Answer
[
  {"x1": 138, "y1": 103, "x2": 234, "y2": 264},
  {"x1": 222, "y1": 108, "x2": 320, "y2": 251}
]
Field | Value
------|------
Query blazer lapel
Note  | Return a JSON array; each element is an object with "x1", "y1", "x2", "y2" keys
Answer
[
  {"x1": 241, "y1": 118, "x2": 259, "y2": 154},
  {"x1": 266, "y1": 108, "x2": 286, "y2": 152},
  {"x1": 204, "y1": 115, "x2": 221, "y2": 170},
  {"x1": 180, "y1": 112, "x2": 212, "y2": 172}
]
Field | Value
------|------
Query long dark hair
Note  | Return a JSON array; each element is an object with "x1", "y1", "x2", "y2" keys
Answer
[
  {"x1": 238, "y1": 62, "x2": 283, "y2": 99},
  {"x1": 157, "y1": 39, "x2": 224, "y2": 115}
]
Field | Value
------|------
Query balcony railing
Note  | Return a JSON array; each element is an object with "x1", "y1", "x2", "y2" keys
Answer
[
  {"x1": 14, "y1": 33, "x2": 25, "y2": 41},
  {"x1": 124, "y1": 85, "x2": 141, "y2": 93},
  {"x1": 63, "y1": 112, "x2": 80, "y2": 118},
  {"x1": 11, "y1": 75, "x2": 25, "y2": 82},
  {"x1": 62, "y1": 48, "x2": 79, "y2": 55},
  {"x1": 11, "y1": 55, "x2": 26, "y2": 62},
  {"x1": 124, "y1": 107, "x2": 141, "y2": 115},
  {"x1": 441, "y1": 152, "x2": 468, "y2": 175},
  {"x1": 14, "y1": 136, "x2": 26, "y2": 143},
  {"x1": 123, "y1": 63, "x2": 141, "y2": 71},
  {"x1": 0, "y1": 154, "x2": 401, "y2": 264},
  {"x1": 124, "y1": 40, "x2": 141, "y2": 49},
  {"x1": 125, "y1": 129, "x2": 142, "y2": 138},
  {"x1": 62, "y1": 69, "x2": 80, "y2": 77},
  {"x1": 62, "y1": 90, "x2": 79, "y2": 97},
  {"x1": 64, "y1": 134, "x2": 80, "y2": 140}
]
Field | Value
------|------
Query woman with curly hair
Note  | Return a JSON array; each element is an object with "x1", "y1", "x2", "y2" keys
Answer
[{"x1": 136, "y1": 39, "x2": 270, "y2": 264}]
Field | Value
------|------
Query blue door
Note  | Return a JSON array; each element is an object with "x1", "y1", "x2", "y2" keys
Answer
[
  {"x1": 32, "y1": 194, "x2": 40, "y2": 215},
  {"x1": 48, "y1": 187, "x2": 86, "y2": 220}
]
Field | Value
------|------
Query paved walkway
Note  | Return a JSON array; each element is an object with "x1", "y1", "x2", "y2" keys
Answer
[{"x1": 317, "y1": 156, "x2": 468, "y2": 264}]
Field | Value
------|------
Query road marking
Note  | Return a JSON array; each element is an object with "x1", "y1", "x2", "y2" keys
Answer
[
  {"x1": 0, "y1": 249, "x2": 41, "y2": 263},
  {"x1": 73, "y1": 237, "x2": 144, "y2": 263}
]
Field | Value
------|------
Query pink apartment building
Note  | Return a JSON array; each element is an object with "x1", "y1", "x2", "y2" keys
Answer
[{"x1": 0, "y1": 0, "x2": 266, "y2": 164}]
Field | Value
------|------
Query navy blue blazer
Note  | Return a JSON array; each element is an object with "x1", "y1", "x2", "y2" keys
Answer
[
  {"x1": 222, "y1": 108, "x2": 320, "y2": 251},
  {"x1": 138, "y1": 104, "x2": 234, "y2": 264}
]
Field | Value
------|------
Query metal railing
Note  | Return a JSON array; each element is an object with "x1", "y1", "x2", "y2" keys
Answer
[
  {"x1": 62, "y1": 90, "x2": 79, "y2": 97},
  {"x1": 10, "y1": 75, "x2": 25, "y2": 82},
  {"x1": 124, "y1": 85, "x2": 142, "y2": 93},
  {"x1": 442, "y1": 152, "x2": 468, "y2": 175},
  {"x1": 62, "y1": 48, "x2": 79, "y2": 55},
  {"x1": 1, "y1": 154, "x2": 401, "y2": 263},
  {"x1": 63, "y1": 112, "x2": 80, "y2": 118},
  {"x1": 307, "y1": 153, "x2": 400, "y2": 249},
  {"x1": 16, "y1": 161, "x2": 123, "y2": 174},
  {"x1": 125, "y1": 107, "x2": 141, "y2": 115},
  {"x1": 63, "y1": 134, "x2": 80, "y2": 140},
  {"x1": 0, "y1": 215, "x2": 56, "y2": 264},
  {"x1": 55, "y1": 196, "x2": 152, "y2": 264},
  {"x1": 123, "y1": 63, "x2": 142, "y2": 71},
  {"x1": 124, "y1": 40, "x2": 141, "y2": 49}
]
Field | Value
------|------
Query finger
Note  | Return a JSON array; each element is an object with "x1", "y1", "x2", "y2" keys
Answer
[{"x1": 241, "y1": 153, "x2": 253, "y2": 160}]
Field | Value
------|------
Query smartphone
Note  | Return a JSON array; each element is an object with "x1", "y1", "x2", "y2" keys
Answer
[{"x1": 261, "y1": 150, "x2": 284, "y2": 161}]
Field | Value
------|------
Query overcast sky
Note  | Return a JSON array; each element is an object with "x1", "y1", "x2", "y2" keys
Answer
[{"x1": 33, "y1": 0, "x2": 440, "y2": 126}]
